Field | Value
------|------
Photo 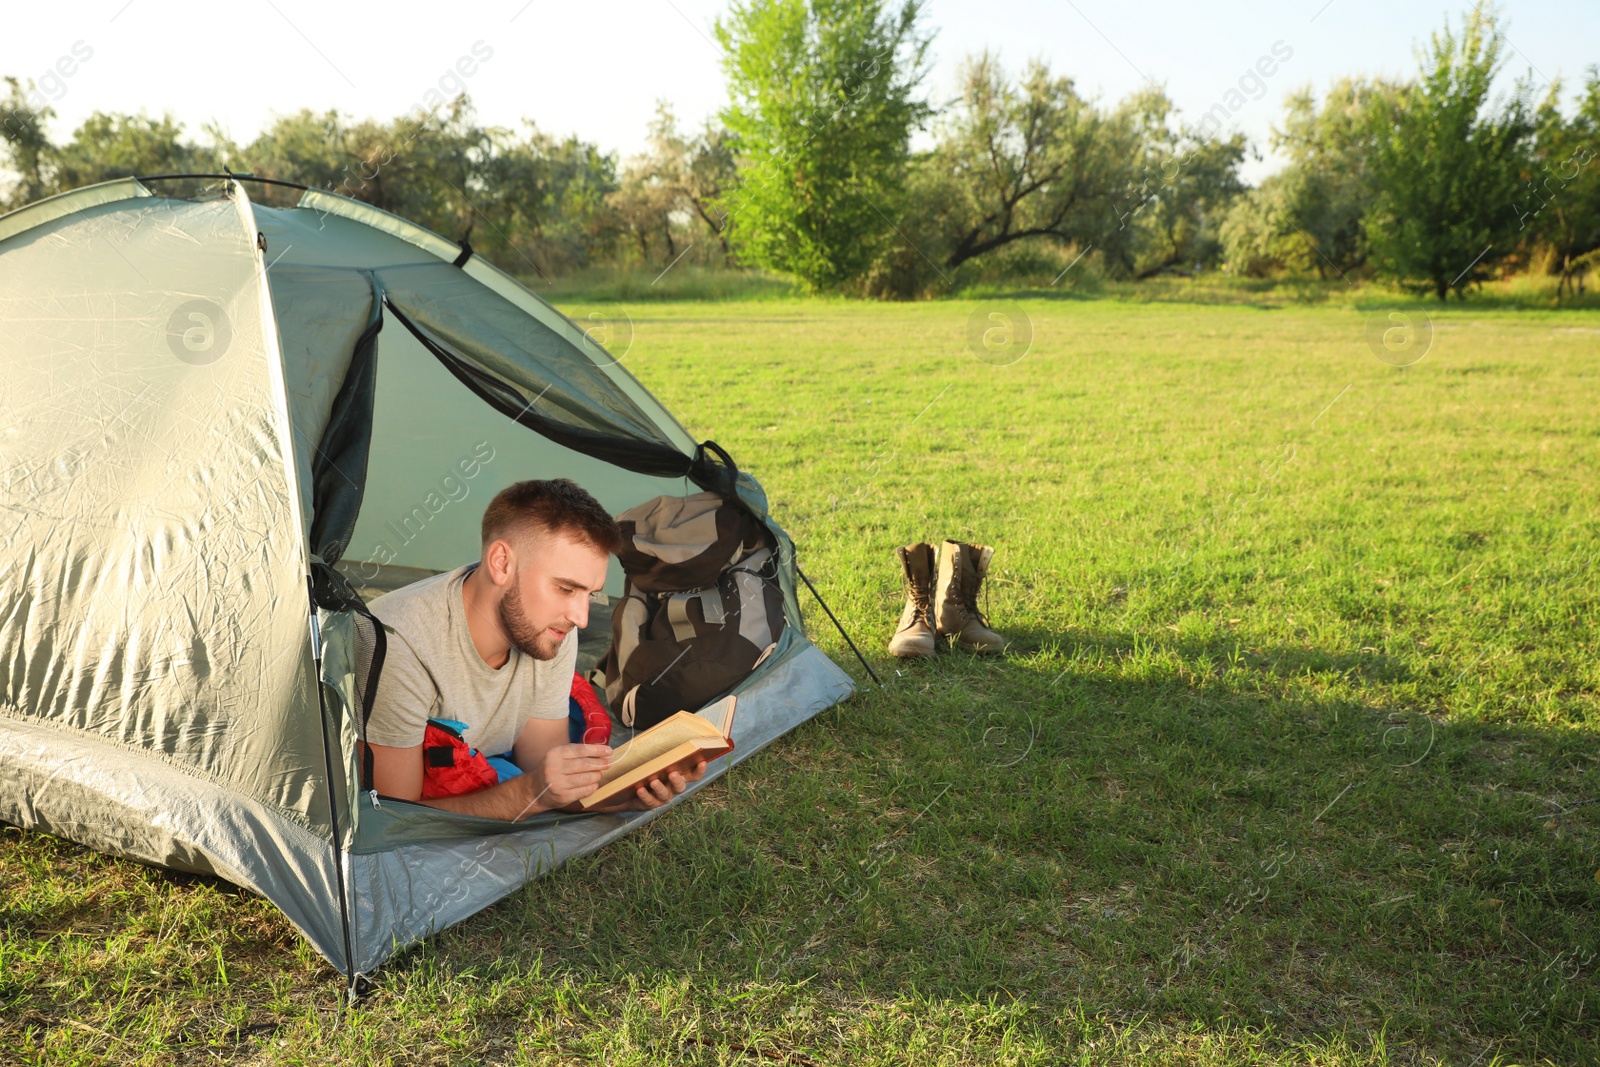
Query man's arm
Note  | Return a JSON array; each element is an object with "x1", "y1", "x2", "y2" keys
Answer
[
  {"x1": 366, "y1": 717, "x2": 707, "y2": 818},
  {"x1": 367, "y1": 718, "x2": 613, "y2": 821},
  {"x1": 510, "y1": 716, "x2": 577, "y2": 778}
]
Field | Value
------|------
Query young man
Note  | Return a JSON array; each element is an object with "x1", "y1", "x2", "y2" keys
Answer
[{"x1": 363, "y1": 478, "x2": 706, "y2": 818}]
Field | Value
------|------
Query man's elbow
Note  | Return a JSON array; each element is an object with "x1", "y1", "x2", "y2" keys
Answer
[{"x1": 364, "y1": 741, "x2": 425, "y2": 802}]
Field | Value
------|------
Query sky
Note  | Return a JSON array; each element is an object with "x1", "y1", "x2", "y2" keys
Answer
[{"x1": 3, "y1": 0, "x2": 1597, "y2": 185}]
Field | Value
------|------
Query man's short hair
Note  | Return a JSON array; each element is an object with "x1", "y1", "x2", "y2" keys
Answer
[{"x1": 481, "y1": 479, "x2": 622, "y2": 556}]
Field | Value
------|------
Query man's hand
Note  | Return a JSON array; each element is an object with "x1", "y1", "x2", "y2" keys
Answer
[
  {"x1": 521, "y1": 742, "x2": 614, "y2": 815},
  {"x1": 588, "y1": 758, "x2": 709, "y2": 813},
  {"x1": 367, "y1": 728, "x2": 613, "y2": 822}
]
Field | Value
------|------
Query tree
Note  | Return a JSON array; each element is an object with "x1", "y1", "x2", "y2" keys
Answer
[
  {"x1": 0, "y1": 78, "x2": 55, "y2": 209},
  {"x1": 1220, "y1": 179, "x2": 1296, "y2": 277},
  {"x1": 610, "y1": 145, "x2": 683, "y2": 265},
  {"x1": 475, "y1": 121, "x2": 620, "y2": 274},
  {"x1": 1109, "y1": 94, "x2": 1247, "y2": 279},
  {"x1": 1365, "y1": 2, "x2": 1535, "y2": 300},
  {"x1": 242, "y1": 99, "x2": 619, "y2": 276},
  {"x1": 243, "y1": 109, "x2": 365, "y2": 196},
  {"x1": 1524, "y1": 71, "x2": 1600, "y2": 298},
  {"x1": 49, "y1": 112, "x2": 226, "y2": 190},
  {"x1": 1274, "y1": 78, "x2": 1397, "y2": 276},
  {"x1": 714, "y1": 0, "x2": 933, "y2": 291},
  {"x1": 920, "y1": 54, "x2": 1144, "y2": 272},
  {"x1": 1222, "y1": 78, "x2": 1400, "y2": 279},
  {"x1": 890, "y1": 57, "x2": 1244, "y2": 293},
  {"x1": 1, "y1": 86, "x2": 230, "y2": 211},
  {"x1": 609, "y1": 104, "x2": 738, "y2": 266},
  {"x1": 0, "y1": 79, "x2": 623, "y2": 280}
]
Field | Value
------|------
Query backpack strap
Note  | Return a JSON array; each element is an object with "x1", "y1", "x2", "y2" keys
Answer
[
  {"x1": 666, "y1": 584, "x2": 728, "y2": 640},
  {"x1": 697, "y1": 586, "x2": 727, "y2": 624},
  {"x1": 666, "y1": 592, "x2": 698, "y2": 642}
]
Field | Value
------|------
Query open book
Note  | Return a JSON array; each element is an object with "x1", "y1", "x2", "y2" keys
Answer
[{"x1": 577, "y1": 694, "x2": 737, "y2": 811}]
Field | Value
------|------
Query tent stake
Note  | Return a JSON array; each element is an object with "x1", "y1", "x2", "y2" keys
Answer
[{"x1": 796, "y1": 565, "x2": 882, "y2": 687}]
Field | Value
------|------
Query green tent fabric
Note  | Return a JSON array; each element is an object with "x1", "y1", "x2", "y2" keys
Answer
[{"x1": 0, "y1": 177, "x2": 855, "y2": 979}]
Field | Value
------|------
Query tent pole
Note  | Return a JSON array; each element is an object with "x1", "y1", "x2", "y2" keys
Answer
[
  {"x1": 795, "y1": 565, "x2": 882, "y2": 687},
  {"x1": 307, "y1": 579, "x2": 359, "y2": 998}
]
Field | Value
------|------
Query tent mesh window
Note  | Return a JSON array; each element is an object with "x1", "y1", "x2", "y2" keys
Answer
[
  {"x1": 349, "y1": 608, "x2": 385, "y2": 747},
  {"x1": 311, "y1": 563, "x2": 388, "y2": 784}
]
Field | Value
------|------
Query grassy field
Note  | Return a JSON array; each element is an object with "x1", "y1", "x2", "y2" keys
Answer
[{"x1": 4, "y1": 295, "x2": 1600, "y2": 1065}]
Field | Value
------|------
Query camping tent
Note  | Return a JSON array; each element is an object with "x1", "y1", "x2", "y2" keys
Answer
[{"x1": 0, "y1": 176, "x2": 855, "y2": 981}]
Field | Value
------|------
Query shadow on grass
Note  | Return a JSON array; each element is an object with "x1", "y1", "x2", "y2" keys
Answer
[
  {"x1": 361, "y1": 626, "x2": 1598, "y2": 1064},
  {"x1": 3, "y1": 619, "x2": 1592, "y2": 1063}
]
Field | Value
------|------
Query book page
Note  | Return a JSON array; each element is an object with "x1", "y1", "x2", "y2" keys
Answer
[
  {"x1": 602, "y1": 711, "x2": 721, "y2": 784},
  {"x1": 696, "y1": 694, "x2": 737, "y2": 736}
]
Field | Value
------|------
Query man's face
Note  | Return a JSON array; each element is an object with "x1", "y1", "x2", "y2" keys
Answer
[{"x1": 497, "y1": 530, "x2": 610, "y2": 661}]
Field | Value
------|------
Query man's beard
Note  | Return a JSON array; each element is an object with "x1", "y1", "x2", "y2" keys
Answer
[{"x1": 498, "y1": 579, "x2": 566, "y2": 661}]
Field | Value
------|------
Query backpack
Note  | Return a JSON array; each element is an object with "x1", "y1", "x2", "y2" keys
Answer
[
  {"x1": 613, "y1": 491, "x2": 770, "y2": 592},
  {"x1": 598, "y1": 492, "x2": 785, "y2": 730}
]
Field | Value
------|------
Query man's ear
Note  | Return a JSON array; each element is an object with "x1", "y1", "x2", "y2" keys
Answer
[{"x1": 483, "y1": 537, "x2": 518, "y2": 586}]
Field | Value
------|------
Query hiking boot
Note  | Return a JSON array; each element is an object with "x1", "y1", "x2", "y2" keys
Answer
[
  {"x1": 934, "y1": 541, "x2": 1007, "y2": 653},
  {"x1": 887, "y1": 543, "x2": 938, "y2": 658}
]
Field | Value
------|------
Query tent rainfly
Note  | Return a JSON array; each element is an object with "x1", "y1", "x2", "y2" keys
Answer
[{"x1": 0, "y1": 176, "x2": 855, "y2": 981}]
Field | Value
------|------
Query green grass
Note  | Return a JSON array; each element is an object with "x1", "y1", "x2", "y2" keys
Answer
[
  {"x1": 528, "y1": 263, "x2": 1600, "y2": 311},
  {"x1": 5, "y1": 296, "x2": 1600, "y2": 1065},
  {"x1": 532, "y1": 266, "x2": 802, "y2": 303}
]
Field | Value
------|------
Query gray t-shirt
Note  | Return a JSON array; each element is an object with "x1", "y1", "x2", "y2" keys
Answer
[{"x1": 364, "y1": 563, "x2": 575, "y2": 755}]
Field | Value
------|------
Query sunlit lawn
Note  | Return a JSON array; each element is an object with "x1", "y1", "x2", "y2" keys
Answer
[{"x1": 4, "y1": 292, "x2": 1599, "y2": 1065}]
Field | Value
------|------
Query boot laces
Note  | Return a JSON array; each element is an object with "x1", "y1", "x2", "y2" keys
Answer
[
  {"x1": 962, "y1": 565, "x2": 991, "y2": 627},
  {"x1": 964, "y1": 591, "x2": 990, "y2": 627},
  {"x1": 903, "y1": 553, "x2": 933, "y2": 615}
]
